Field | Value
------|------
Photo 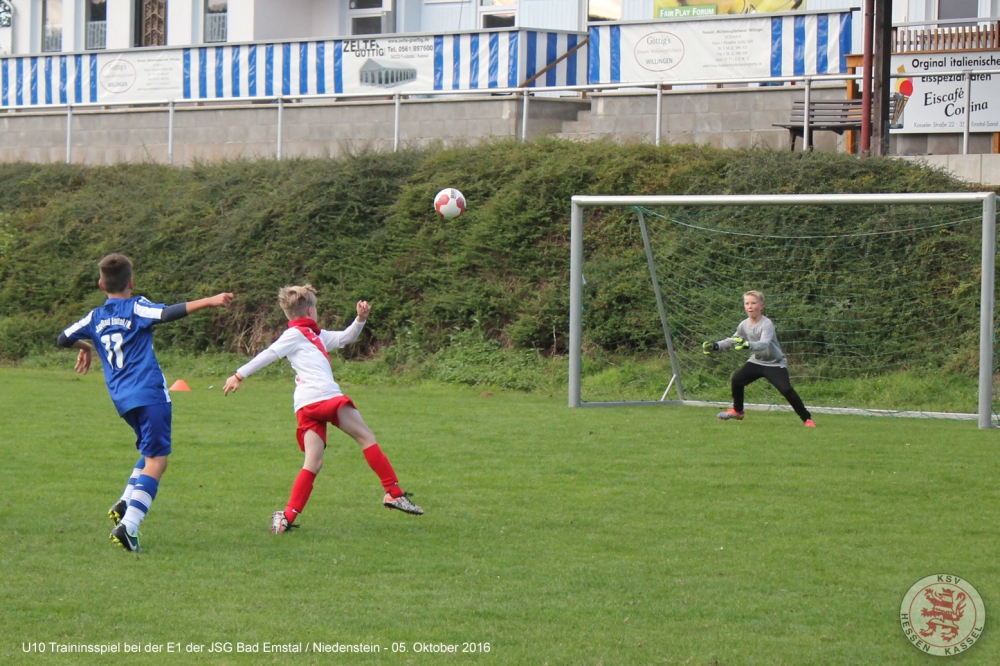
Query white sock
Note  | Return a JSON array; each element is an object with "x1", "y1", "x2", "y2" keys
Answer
[
  {"x1": 121, "y1": 475, "x2": 158, "y2": 536},
  {"x1": 119, "y1": 459, "x2": 145, "y2": 503}
]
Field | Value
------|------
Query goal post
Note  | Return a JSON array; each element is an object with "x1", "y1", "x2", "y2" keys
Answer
[{"x1": 568, "y1": 193, "x2": 998, "y2": 429}]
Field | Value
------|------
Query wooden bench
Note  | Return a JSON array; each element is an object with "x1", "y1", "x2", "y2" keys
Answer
[{"x1": 775, "y1": 98, "x2": 897, "y2": 151}]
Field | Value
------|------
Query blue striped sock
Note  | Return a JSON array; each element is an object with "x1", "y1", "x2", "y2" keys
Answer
[
  {"x1": 119, "y1": 457, "x2": 145, "y2": 503},
  {"x1": 121, "y1": 475, "x2": 159, "y2": 536}
]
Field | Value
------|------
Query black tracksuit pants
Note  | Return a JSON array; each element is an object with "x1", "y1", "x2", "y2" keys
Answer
[{"x1": 731, "y1": 362, "x2": 811, "y2": 422}]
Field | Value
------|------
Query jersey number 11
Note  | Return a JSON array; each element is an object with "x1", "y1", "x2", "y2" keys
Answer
[{"x1": 101, "y1": 333, "x2": 124, "y2": 369}]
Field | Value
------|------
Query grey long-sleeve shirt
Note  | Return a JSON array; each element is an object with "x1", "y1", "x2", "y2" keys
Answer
[{"x1": 716, "y1": 315, "x2": 787, "y2": 368}]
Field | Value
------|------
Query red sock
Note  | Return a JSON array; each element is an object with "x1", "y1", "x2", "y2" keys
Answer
[
  {"x1": 285, "y1": 469, "x2": 317, "y2": 524},
  {"x1": 362, "y1": 444, "x2": 402, "y2": 497}
]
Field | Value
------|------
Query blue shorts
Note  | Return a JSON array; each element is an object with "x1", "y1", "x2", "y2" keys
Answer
[{"x1": 122, "y1": 402, "x2": 172, "y2": 458}]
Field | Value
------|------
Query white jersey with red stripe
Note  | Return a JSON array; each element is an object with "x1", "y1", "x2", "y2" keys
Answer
[{"x1": 236, "y1": 318, "x2": 365, "y2": 412}]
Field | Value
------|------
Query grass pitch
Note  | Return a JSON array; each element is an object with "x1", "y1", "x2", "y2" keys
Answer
[{"x1": 2, "y1": 367, "x2": 999, "y2": 665}]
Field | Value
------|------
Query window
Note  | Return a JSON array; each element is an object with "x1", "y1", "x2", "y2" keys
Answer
[
  {"x1": 134, "y1": 0, "x2": 167, "y2": 48},
  {"x1": 42, "y1": 0, "x2": 62, "y2": 52},
  {"x1": 205, "y1": 0, "x2": 227, "y2": 43},
  {"x1": 482, "y1": 13, "x2": 515, "y2": 28},
  {"x1": 87, "y1": 0, "x2": 107, "y2": 50},
  {"x1": 349, "y1": 0, "x2": 393, "y2": 36},
  {"x1": 938, "y1": 0, "x2": 979, "y2": 21},
  {"x1": 588, "y1": 0, "x2": 621, "y2": 21},
  {"x1": 352, "y1": 16, "x2": 383, "y2": 35},
  {"x1": 480, "y1": 0, "x2": 516, "y2": 29}
]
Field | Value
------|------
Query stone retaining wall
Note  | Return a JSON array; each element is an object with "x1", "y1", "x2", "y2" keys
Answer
[{"x1": 0, "y1": 87, "x2": 996, "y2": 186}]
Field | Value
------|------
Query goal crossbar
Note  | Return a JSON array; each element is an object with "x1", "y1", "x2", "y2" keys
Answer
[{"x1": 568, "y1": 192, "x2": 998, "y2": 429}]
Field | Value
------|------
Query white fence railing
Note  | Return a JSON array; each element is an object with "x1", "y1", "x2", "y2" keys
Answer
[
  {"x1": 17, "y1": 73, "x2": 848, "y2": 165},
  {"x1": 7, "y1": 70, "x2": 988, "y2": 165},
  {"x1": 891, "y1": 15, "x2": 1000, "y2": 52}
]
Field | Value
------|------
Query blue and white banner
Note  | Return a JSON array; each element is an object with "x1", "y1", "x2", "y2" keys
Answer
[
  {"x1": 589, "y1": 10, "x2": 852, "y2": 84},
  {"x1": 0, "y1": 54, "x2": 100, "y2": 106},
  {"x1": 0, "y1": 29, "x2": 586, "y2": 108},
  {"x1": 521, "y1": 31, "x2": 585, "y2": 88}
]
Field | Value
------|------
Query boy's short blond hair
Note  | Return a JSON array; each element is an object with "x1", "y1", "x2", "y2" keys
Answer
[
  {"x1": 743, "y1": 290, "x2": 765, "y2": 304},
  {"x1": 278, "y1": 284, "x2": 318, "y2": 320}
]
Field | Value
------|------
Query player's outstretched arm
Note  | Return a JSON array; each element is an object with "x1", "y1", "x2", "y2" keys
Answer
[
  {"x1": 326, "y1": 301, "x2": 370, "y2": 349},
  {"x1": 712, "y1": 325, "x2": 749, "y2": 353},
  {"x1": 320, "y1": 301, "x2": 370, "y2": 348},
  {"x1": 224, "y1": 347, "x2": 282, "y2": 396},
  {"x1": 185, "y1": 292, "x2": 234, "y2": 314},
  {"x1": 155, "y1": 293, "x2": 233, "y2": 324},
  {"x1": 715, "y1": 337, "x2": 748, "y2": 351}
]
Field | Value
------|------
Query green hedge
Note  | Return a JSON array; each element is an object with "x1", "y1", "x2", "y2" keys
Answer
[{"x1": 0, "y1": 141, "x2": 978, "y2": 362}]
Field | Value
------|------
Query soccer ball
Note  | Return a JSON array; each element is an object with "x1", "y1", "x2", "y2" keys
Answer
[{"x1": 434, "y1": 188, "x2": 466, "y2": 220}]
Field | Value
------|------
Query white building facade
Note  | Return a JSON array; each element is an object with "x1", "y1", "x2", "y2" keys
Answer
[
  {"x1": 0, "y1": 0, "x2": 587, "y2": 55},
  {"x1": 0, "y1": 1, "x2": 993, "y2": 56}
]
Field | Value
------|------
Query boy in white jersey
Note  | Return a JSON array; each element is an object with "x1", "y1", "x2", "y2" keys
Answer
[
  {"x1": 223, "y1": 284, "x2": 422, "y2": 533},
  {"x1": 703, "y1": 290, "x2": 815, "y2": 427}
]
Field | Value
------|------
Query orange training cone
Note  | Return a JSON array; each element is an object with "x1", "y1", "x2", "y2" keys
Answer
[{"x1": 169, "y1": 379, "x2": 191, "y2": 392}]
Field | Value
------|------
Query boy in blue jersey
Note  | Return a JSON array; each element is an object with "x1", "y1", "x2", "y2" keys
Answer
[{"x1": 58, "y1": 254, "x2": 233, "y2": 552}]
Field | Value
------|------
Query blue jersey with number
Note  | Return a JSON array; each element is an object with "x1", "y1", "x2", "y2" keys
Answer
[{"x1": 62, "y1": 296, "x2": 171, "y2": 416}]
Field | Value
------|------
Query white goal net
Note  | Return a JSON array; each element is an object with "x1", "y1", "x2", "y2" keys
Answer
[{"x1": 568, "y1": 193, "x2": 998, "y2": 429}]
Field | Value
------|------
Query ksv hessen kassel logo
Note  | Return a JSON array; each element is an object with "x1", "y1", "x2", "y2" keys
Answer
[{"x1": 900, "y1": 574, "x2": 985, "y2": 656}]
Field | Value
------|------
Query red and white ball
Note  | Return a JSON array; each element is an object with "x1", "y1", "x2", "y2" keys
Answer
[{"x1": 434, "y1": 188, "x2": 466, "y2": 220}]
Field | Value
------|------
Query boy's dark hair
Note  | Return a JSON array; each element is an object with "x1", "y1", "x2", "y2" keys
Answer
[{"x1": 99, "y1": 254, "x2": 133, "y2": 293}]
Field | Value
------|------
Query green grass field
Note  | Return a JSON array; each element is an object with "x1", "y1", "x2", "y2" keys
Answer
[{"x1": 2, "y1": 366, "x2": 999, "y2": 665}]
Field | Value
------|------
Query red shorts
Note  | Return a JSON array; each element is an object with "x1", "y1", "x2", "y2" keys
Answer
[{"x1": 295, "y1": 395, "x2": 356, "y2": 451}]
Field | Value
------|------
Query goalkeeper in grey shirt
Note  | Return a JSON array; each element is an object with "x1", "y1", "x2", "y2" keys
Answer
[{"x1": 703, "y1": 290, "x2": 815, "y2": 427}]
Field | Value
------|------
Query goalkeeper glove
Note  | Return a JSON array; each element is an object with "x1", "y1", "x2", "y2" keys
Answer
[
  {"x1": 702, "y1": 341, "x2": 720, "y2": 355},
  {"x1": 732, "y1": 337, "x2": 749, "y2": 351}
]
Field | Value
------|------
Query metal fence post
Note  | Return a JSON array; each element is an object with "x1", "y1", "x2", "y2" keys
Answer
[
  {"x1": 655, "y1": 83, "x2": 662, "y2": 147},
  {"x1": 168, "y1": 100, "x2": 175, "y2": 165},
  {"x1": 276, "y1": 97, "x2": 284, "y2": 160},
  {"x1": 964, "y1": 70, "x2": 972, "y2": 155},
  {"x1": 394, "y1": 92, "x2": 401, "y2": 152},
  {"x1": 803, "y1": 76, "x2": 812, "y2": 151},
  {"x1": 65, "y1": 105, "x2": 72, "y2": 164},
  {"x1": 521, "y1": 90, "x2": 529, "y2": 142}
]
